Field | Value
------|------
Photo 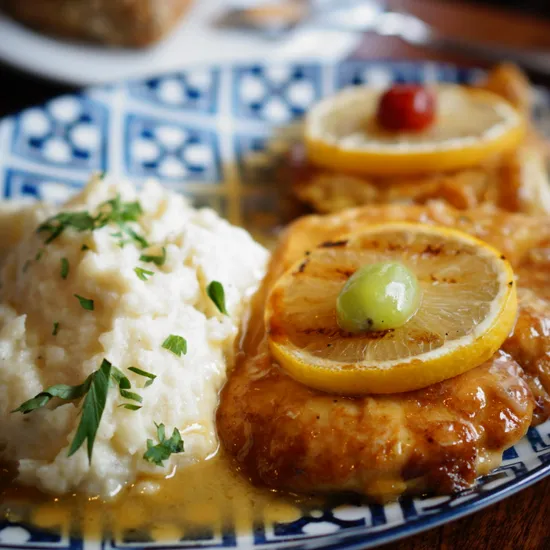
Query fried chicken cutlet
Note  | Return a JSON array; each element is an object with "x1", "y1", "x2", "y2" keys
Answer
[
  {"x1": 290, "y1": 65, "x2": 550, "y2": 216},
  {"x1": 217, "y1": 202, "x2": 550, "y2": 501}
]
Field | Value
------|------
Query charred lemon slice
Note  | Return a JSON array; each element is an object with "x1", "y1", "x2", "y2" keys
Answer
[
  {"x1": 305, "y1": 85, "x2": 525, "y2": 177},
  {"x1": 266, "y1": 223, "x2": 517, "y2": 394}
]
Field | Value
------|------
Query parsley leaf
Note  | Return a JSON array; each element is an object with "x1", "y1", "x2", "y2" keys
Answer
[
  {"x1": 120, "y1": 404, "x2": 142, "y2": 411},
  {"x1": 37, "y1": 194, "x2": 148, "y2": 249},
  {"x1": 74, "y1": 294, "x2": 94, "y2": 311},
  {"x1": 61, "y1": 258, "x2": 69, "y2": 279},
  {"x1": 12, "y1": 359, "x2": 113, "y2": 464},
  {"x1": 52, "y1": 322, "x2": 59, "y2": 336},
  {"x1": 162, "y1": 335, "x2": 187, "y2": 357},
  {"x1": 68, "y1": 359, "x2": 112, "y2": 463},
  {"x1": 11, "y1": 377, "x2": 92, "y2": 414},
  {"x1": 81, "y1": 244, "x2": 90, "y2": 251},
  {"x1": 37, "y1": 211, "x2": 96, "y2": 244},
  {"x1": 134, "y1": 267, "x2": 154, "y2": 281},
  {"x1": 35, "y1": 249, "x2": 44, "y2": 261},
  {"x1": 207, "y1": 281, "x2": 228, "y2": 315},
  {"x1": 143, "y1": 423, "x2": 184, "y2": 467},
  {"x1": 22, "y1": 260, "x2": 31, "y2": 273},
  {"x1": 140, "y1": 247, "x2": 166, "y2": 266},
  {"x1": 128, "y1": 366, "x2": 156, "y2": 388},
  {"x1": 111, "y1": 366, "x2": 143, "y2": 407}
]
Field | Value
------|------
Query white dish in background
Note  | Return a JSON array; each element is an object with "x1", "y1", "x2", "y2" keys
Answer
[{"x1": 0, "y1": 0, "x2": 360, "y2": 86}]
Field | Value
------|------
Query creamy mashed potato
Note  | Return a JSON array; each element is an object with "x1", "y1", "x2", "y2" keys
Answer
[{"x1": 0, "y1": 175, "x2": 268, "y2": 498}]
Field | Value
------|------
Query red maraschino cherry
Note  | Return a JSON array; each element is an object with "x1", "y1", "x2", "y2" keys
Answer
[{"x1": 377, "y1": 85, "x2": 436, "y2": 132}]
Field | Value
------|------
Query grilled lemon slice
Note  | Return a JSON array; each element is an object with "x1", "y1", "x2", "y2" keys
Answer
[
  {"x1": 266, "y1": 223, "x2": 517, "y2": 394},
  {"x1": 305, "y1": 85, "x2": 525, "y2": 177}
]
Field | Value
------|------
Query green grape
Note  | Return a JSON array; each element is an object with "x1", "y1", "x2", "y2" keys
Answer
[{"x1": 336, "y1": 262, "x2": 421, "y2": 333}]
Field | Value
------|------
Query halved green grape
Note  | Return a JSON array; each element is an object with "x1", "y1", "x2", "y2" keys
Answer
[{"x1": 336, "y1": 261, "x2": 421, "y2": 333}]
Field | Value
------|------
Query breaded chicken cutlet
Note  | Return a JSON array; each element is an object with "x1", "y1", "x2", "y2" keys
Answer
[
  {"x1": 289, "y1": 65, "x2": 550, "y2": 215},
  {"x1": 217, "y1": 202, "x2": 550, "y2": 501}
]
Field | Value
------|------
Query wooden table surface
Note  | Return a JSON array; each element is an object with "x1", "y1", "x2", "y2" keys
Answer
[{"x1": 1, "y1": 0, "x2": 550, "y2": 549}]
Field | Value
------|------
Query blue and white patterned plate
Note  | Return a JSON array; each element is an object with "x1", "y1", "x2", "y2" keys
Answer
[{"x1": 1, "y1": 60, "x2": 550, "y2": 550}]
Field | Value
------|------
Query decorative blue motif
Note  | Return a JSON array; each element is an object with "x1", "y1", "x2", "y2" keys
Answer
[
  {"x1": 3, "y1": 169, "x2": 84, "y2": 202},
  {"x1": 11, "y1": 96, "x2": 108, "y2": 171},
  {"x1": 127, "y1": 68, "x2": 221, "y2": 114},
  {"x1": 124, "y1": 114, "x2": 222, "y2": 183},
  {"x1": 232, "y1": 64, "x2": 323, "y2": 123},
  {"x1": 0, "y1": 60, "x2": 549, "y2": 550}
]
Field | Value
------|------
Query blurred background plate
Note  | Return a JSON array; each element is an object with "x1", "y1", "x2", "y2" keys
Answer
[
  {"x1": 0, "y1": 0, "x2": 362, "y2": 86},
  {"x1": 1, "y1": 58, "x2": 550, "y2": 550}
]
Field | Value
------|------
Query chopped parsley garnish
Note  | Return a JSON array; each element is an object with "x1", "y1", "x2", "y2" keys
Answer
[
  {"x1": 74, "y1": 294, "x2": 94, "y2": 311},
  {"x1": 36, "y1": 194, "x2": 148, "y2": 249},
  {"x1": 61, "y1": 258, "x2": 69, "y2": 279},
  {"x1": 120, "y1": 404, "x2": 142, "y2": 411},
  {"x1": 128, "y1": 366, "x2": 156, "y2": 388},
  {"x1": 162, "y1": 335, "x2": 187, "y2": 357},
  {"x1": 52, "y1": 322, "x2": 59, "y2": 336},
  {"x1": 35, "y1": 249, "x2": 44, "y2": 261},
  {"x1": 111, "y1": 366, "x2": 143, "y2": 407},
  {"x1": 143, "y1": 423, "x2": 184, "y2": 467},
  {"x1": 37, "y1": 211, "x2": 96, "y2": 244},
  {"x1": 140, "y1": 247, "x2": 166, "y2": 266},
  {"x1": 207, "y1": 281, "x2": 228, "y2": 315},
  {"x1": 68, "y1": 359, "x2": 112, "y2": 462},
  {"x1": 81, "y1": 244, "x2": 90, "y2": 251},
  {"x1": 22, "y1": 260, "x2": 31, "y2": 273},
  {"x1": 12, "y1": 359, "x2": 113, "y2": 464},
  {"x1": 134, "y1": 267, "x2": 154, "y2": 281}
]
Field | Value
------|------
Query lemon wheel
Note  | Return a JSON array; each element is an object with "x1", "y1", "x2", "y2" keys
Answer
[
  {"x1": 305, "y1": 85, "x2": 525, "y2": 177},
  {"x1": 266, "y1": 223, "x2": 517, "y2": 394}
]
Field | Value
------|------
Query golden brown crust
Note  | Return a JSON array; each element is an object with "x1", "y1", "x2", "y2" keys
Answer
[
  {"x1": 217, "y1": 203, "x2": 550, "y2": 500},
  {"x1": 1, "y1": 0, "x2": 193, "y2": 47}
]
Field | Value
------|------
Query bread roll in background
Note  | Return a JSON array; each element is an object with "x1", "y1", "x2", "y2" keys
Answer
[{"x1": 0, "y1": 0, "x2": 194, "y2": 47}]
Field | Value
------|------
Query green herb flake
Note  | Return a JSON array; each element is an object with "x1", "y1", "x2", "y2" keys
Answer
[
  {"x1": 12, "y1": 359, "x2": 113, "y2": 464},
  {"x1": 37, "y1": 193, "x2": 148, "y2": 249},
  {"x1": 134, "y1": 267, "x2": 154, "y2": 281},
  {"x1": 143, "y1": 423, "x2": 184, "y2": 467},
  {"x1": 119, "y1": 404, "x2": 142, "y2": 411},
  {"x1": 37, "y1": 211, "x2": 96, "y2": 244},
  {"x1": 52, "y1": 322, "x2": 59, "y2": 336},
  {"x1": 60, "y1": 258, "x2": 70, "y2": 279},
  {"x1": 207, "y1": 281, "x2": 228, "y2": 315},
  {"x1": 22, "y1": 260, "x2": 31, "y2": 273},
  {"x1": 74, "y1": 294, "x2": 94, "y2": 311},
  {"x1": 81, "y1": 244, "x2": 90, "y2": 251},
  {"x1": 111, "y1": 366, "x2": 143, "y2": 408},
  {"x1": 162, "y1": 335, "x2": 187, "y2": 357},
  {"x1": 35, "y1": 249, "x2": 45, "y2": 261},
  {"x1": 128, "y1": 366, "x2": 156, "y2": 388},
  {"x1": 139, "y1": 247, "x2": 166, "y2": 267},
  {"x1": 67, "y1": 359, "x2": 112, "y2": 463}
]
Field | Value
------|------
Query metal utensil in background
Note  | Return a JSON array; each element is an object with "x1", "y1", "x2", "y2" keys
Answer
[
  {"x1": 215, "y1": 2, "x2": 550, "y2": 76},
  {"x1": 213, "y1": 1, "x2": 383, "y2": 39}
]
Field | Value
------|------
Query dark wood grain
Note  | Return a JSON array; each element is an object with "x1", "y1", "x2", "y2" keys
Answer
[{"x1": 1, "y1": 1, "x2": 550, "y2": 549}]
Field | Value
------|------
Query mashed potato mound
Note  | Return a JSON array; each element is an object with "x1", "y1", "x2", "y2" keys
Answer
[{"x1": 0, "y1": 175, "x2": 268, "y2": 498}]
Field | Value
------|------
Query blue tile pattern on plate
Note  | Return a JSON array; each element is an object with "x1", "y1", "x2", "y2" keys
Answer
[
  {"x1": 0, "y1": 522, "x2": 80, "y2": 550},
  {"x1": 335, "y1": 61, "x2": 483, "y2": 90},
  {"x1": 11, "y1": 95, "x2": 108, "y2": 172},
  {"x1": 232, "y1": 64, "x2": 323, "y2": 123},
  {"x1": 127, "y1": 68, "x2": 221, "y2": 114},
  {"x1": 124, "y1": 114, "x2": 222, "y2": 183},
  {"x1": 4, "y1": 169, "x2": 84, "y2": 202},
  {"x1": 0, "y1": 60, "x2": 550, "y2": 550}
]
